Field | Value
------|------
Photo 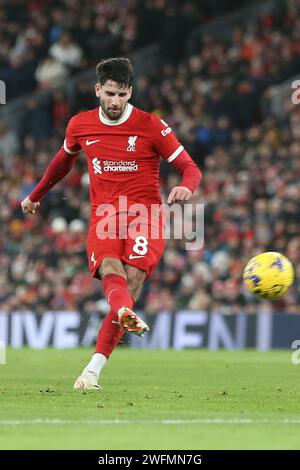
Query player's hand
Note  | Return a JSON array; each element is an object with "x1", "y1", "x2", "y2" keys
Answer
[
  {"x1": 167, "y1": 186, "x2": 192, "y2": 204},
  {"x1": 21, "y1": 196, "x2": 40, "y2": 214}
]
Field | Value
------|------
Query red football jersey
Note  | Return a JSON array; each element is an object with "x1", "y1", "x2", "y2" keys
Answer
[{"x1": 64, "y1": 104, "x2": 184, "y2": 208}]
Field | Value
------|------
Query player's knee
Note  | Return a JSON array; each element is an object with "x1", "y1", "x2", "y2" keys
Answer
[
  {"x1": 126, "y1": 268, "x2": 146, "y2": 286},
  {"x1": 126, "y1": 267, "x2": 146, "y2": 300},
  {"x1": 128, "y1": 280, "x2": 143, "y2": 300},
  {"x1": 99, "y1": 257, "x2": 127, "y2": 279}
]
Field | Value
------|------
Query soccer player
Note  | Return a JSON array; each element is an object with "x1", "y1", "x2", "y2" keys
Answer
[{"x1": 21, "y1": 58, "x2": 202, "y2": 389}]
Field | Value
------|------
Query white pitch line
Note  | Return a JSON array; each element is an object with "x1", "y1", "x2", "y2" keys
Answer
[{"x1": 0, "y1": 418, "x2": 300, "y2": 425}]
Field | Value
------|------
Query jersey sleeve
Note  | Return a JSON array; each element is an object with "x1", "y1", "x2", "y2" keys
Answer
[
  {"x1": 150, "y1": 114, "x2": 184, "y2": 163},
  {"x1": 63, "y1": 116, "x2": 81, "y2": 155}
]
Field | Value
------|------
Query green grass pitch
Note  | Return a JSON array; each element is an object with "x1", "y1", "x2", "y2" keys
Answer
[{"x1": 1, "y1": 348, "x2": 300, "y2": 449}]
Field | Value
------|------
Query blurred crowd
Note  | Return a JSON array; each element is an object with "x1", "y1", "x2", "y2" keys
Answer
[
  {"x1": 0, "y1": 0, "x2": 239, "y2": 100},
  {"x1": 1, "y1": 0, "x2": 300, "y2": 316}
]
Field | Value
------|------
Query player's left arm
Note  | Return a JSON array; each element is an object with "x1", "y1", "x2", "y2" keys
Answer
[
  {"x1": 166, "y1": 149, "x2": 202, "y2": 203},
  {"x1": 150, "y1": 115, "x2": 202, "y2": 203}
]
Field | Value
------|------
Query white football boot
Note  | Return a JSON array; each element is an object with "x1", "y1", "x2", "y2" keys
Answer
[{"x1": 73, "y1": 368, "x2": 102, "y2": 390}]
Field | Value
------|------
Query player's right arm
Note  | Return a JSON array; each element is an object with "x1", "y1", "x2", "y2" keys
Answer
[{"x1": 21, "y1": 116, "x2": 81, "y2": 214}]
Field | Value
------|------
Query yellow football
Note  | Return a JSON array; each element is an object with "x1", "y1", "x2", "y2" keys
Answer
[{"x1": 243, "y1": 252, "x2": 294, "y2": 300}]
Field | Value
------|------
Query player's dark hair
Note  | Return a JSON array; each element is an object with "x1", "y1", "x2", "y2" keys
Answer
[{"x1": 96, "y1": 58, "x2": 133, "y2": 88}]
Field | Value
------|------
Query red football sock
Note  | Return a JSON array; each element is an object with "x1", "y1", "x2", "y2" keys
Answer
[
  {"x1": 102, "y1": 274, "x2": 133, "y2": 312},
  {"x1": 95, "y1": 308, "x2": 124, "y2": 357},
  {"x1": 95, "y1": 295, "x2": 136, "y2": 358}
]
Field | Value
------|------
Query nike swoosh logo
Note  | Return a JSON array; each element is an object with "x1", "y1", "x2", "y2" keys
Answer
[
  {"x1": 86, "y1": 139, "x2": 100, "y2": 146},
  {"x1": 129, "y1": 254, "x2": 145, "y2": 259}
]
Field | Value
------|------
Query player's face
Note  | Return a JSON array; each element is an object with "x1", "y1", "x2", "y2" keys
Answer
[{"x1": 95, "y1": 80, "x2": 132, "y2": 120}]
